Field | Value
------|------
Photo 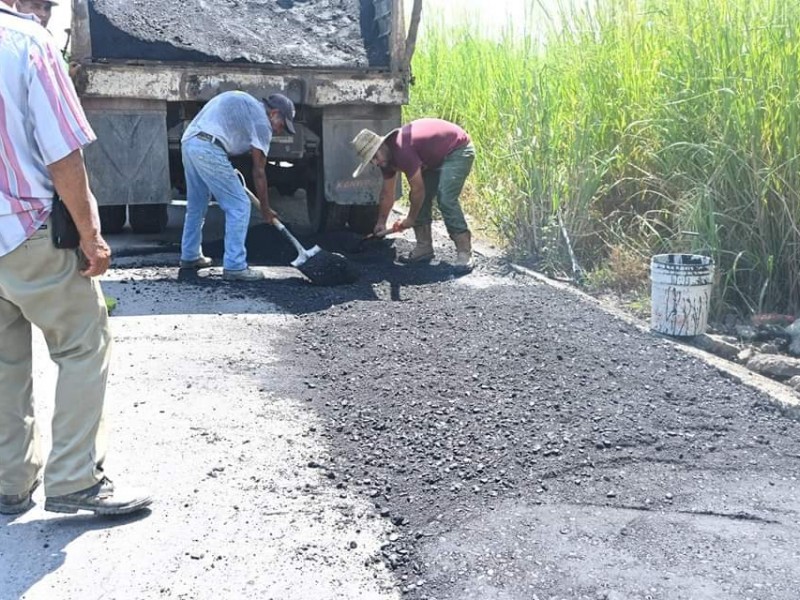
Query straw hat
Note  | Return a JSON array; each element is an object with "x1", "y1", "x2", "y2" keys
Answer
[{"x1": 351, "y1": 128, "x2": 396, "y2": 178}]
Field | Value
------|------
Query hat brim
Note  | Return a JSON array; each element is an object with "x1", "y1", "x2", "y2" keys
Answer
[
  {"x1": 284, "y1": 118, "x2": 295, "y2": 135},
  {"x1": 352, "y1": 148, "x2": 380, "y2": 178},
  {"x1": 352, "y1": 129, "x2": 397, "y2": 178}
]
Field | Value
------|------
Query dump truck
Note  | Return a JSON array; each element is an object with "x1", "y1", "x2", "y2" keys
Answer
[{"x1": 70, "y1": 0, "x2": 421, "y2": 235}]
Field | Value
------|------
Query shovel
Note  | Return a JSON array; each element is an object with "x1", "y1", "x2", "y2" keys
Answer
[
  {"x1": 234, "y1": 169, "x2": 322, "y2": 267},
  {"x1": 240, "y1": 183, "x2": 325, "y2": 268},
  {"x1": 272, "y1": 219, "x2": 322, "y2": 268},
  {"x1": 356, "y1": 222, "x2": 407, "y2": 252},
  {"x1": 356, "y1": 229, "x2": 392, "y2": 251},
  {"x1": 236, "y1": 171, "x2": 358, "y2": 285}
]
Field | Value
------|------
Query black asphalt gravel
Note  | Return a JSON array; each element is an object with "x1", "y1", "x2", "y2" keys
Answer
[
  {"x1": 88, "y1": 0, "x2": 387, "y2": 67},
  {"x1": 140, "y1": 230, "x2": 800, "y2": 598}
]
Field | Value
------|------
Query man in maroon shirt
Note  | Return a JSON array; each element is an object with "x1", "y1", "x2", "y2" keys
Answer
[{"x1": 351, "y1": 118, "x2": 476, "y2": 271}]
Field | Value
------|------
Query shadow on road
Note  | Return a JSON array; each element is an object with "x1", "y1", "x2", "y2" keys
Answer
[
  {"x1": 105, "y1": 226, "x2": 470, "y2": 317},
  {"x1": 1, "y1": 509, "x2": 152, "y2": 598}
]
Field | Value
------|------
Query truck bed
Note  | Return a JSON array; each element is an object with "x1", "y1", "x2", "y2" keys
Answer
[{"x1": 87, "y1": 0, "x2": 390, "y2": 68}]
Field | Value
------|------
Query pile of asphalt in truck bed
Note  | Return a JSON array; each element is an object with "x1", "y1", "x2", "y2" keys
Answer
[{"x1": 87, "y1": 0, "x2": 389, "y2": 67}]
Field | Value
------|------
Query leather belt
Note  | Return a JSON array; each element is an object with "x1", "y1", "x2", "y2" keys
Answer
[{"x1": 196, "y1": 132, "x2": 226, "y2": 151}]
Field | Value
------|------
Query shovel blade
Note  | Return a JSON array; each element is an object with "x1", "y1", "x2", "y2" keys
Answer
[{"x1": 290, "y1": 245, "x2": 322, "y2": 268}]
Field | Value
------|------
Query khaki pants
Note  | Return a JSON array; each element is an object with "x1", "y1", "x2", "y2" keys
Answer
[{"x1": 0, "y1": 224, "x2": 110, "y2": 497}]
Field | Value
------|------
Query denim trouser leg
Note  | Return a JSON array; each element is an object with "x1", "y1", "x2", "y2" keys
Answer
[
  {"x1": 180, "y1": 137, "x2": 251, "y2": 271},
  {"x1": 180, "y1": 141, "x2": 211, "y2": 263},
  {"x1": 436, "y1": 142, "x2": 475, "y2": 236}
]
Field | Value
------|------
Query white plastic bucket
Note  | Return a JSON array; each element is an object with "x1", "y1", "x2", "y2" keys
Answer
[{"x1": 650, "y1": 254, "x2": 714, "y2": 336}]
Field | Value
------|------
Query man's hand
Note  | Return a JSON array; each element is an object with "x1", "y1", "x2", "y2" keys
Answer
[
  {"x1": 373, "y1": 220, "x2": 388, "y2": 236},
  {"x1": 390, "y1": 218, "x2": 414, "y2": 232},
  {"x1": 48, "y1": 150, "x2": 108, "y2": 276},
  {"x1": 261, "y1": 205, "x2": 279, "y2": 225},
  {"x1": 250, "y1": 148, "x2": 276, "y2": 224},
  {"x1": 78, "y1": 232, "x2": 111, "y2": 277}
]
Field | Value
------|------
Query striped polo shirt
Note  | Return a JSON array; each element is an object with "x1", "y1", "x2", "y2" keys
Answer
[{"x1": 0, "y1": 5, "x2": 96, "y2": 256}]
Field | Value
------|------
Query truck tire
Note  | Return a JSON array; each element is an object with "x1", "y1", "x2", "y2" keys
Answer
[
  {"x1": 129, "y1": 204, "x2": 169, "y2": 234},
  {"x1": 348, "y1": 204, "x2": 380, "y2": 235},
  {"x1": 324, "y1": 203, "x2": 351, "y2": 232},
  {"x1": 289, "y1": 157, "x2": 326, "y2": 235},
  {"x1": 99, "y1": 205, "x2": 127, "y2": 234},
  {"x1": 305, "y1": 158, "x2": 326, "y2": 234}
]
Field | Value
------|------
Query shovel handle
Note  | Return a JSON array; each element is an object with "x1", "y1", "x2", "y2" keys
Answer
[
  {"x1": 235, "y1": 169, "x2": 277, "y2": 219},
  {"x1": 234, "y1": 169, "x2": 306, "y2": 254},
  {"x1": 273, "y1": 218, "x2": 308, "y2": 256},
  {"x1": 368, "y1": 215, "x2": 410, "y2": 241}
]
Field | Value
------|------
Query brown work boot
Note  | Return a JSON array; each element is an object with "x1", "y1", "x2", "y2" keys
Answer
[
  {"x1": 44, "y1": 477, "x2": 152, "y2": 516},
  {"x1": 451, "y1": 230, "x2": 474, "y2": 272},
  {"x1": 179, "y1": 255, "x2": 213, "y2": 269},
  {"x1": 0, "y1": 478, "x2": 41, "y2": 515},
  {"x1": 398, "y1": 224, "x2": 434, "y2": 263},
  {"x1": 223, "y1": 267, "x2": 265, "y2": 281}
]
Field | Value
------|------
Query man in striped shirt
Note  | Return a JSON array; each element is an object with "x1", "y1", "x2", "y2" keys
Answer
[
  {"x1": 0, "y1": 5, "x2": 151, "y2": 515},
  {"x1": 15, "y1": 0, "x2": 57, "y2": 28}
]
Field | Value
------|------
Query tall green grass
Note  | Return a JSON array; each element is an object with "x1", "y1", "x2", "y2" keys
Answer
[{"x1": 407, "y1": 0, "x2": 800, "y2": 314}]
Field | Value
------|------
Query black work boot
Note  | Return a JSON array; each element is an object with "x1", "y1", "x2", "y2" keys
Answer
[
  {"x1": 44, "y1": 477, "x2": 152, "y2": 516},
  {"x1": 0, "y1": 478, "x2": 41, "y2": 515}
]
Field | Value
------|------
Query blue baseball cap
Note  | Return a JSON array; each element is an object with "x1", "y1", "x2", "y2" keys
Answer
[{"x1": 263, "y1": 93, "x2": 296, "y2": 135}]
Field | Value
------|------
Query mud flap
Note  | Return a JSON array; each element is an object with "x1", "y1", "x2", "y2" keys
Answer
[
  {"x1": 82, "y1": 98, "x2": 171, "y2": 209},
  {"x1": 322, "y1": 105, "x2": 400, "y2": 208}
]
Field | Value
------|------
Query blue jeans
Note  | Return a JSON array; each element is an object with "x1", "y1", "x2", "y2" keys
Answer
[{"x1": 180, "y1": 136, "x2": 251, "y2": 271}]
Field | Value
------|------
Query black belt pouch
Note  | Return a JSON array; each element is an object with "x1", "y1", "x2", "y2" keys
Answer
[{"x1": 51, "y1": 194, "x2": 80, "y2": 249}]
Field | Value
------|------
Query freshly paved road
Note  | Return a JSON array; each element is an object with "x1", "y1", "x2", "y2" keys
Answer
[{"x1": 2, "y1": 221, "x2": 798, "y2": 600}]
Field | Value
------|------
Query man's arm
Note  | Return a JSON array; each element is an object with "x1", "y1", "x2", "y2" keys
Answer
[
  {"x1": 374, "y1": 174, "x2": 398, "y2": 234},
  {"x1": 24, "y1": 26, "x2": 104, "y2": 274},
  {"x1": 47, "y1": 149, "x2": 111, "y2": 277},
  {"x1": 251, "y1": 147, "x2": 277, "y2": 224},
  {"x1": 393, "y1": 168, "x2": 425, "y2": 231}
]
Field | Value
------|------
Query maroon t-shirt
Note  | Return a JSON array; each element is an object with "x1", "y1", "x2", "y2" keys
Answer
[{"x1": 381, "y1": 118, "x2": 470, "y2": 179}]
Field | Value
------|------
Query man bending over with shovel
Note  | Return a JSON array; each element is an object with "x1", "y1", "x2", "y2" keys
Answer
[
  {"x1": 351, "y1": 118, "x2": 476, "y2": 271},
  {"x1": 179, "y1": 91, "x2": 295, "y2": 281}
]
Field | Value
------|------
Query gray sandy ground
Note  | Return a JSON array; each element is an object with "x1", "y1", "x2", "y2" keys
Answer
[
  {"x1": 0, "y1": 272, "x2": 398, "y2": 600},
  {"x1": 1, "y1": 221, "x2": 798, "y2": 600}
]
